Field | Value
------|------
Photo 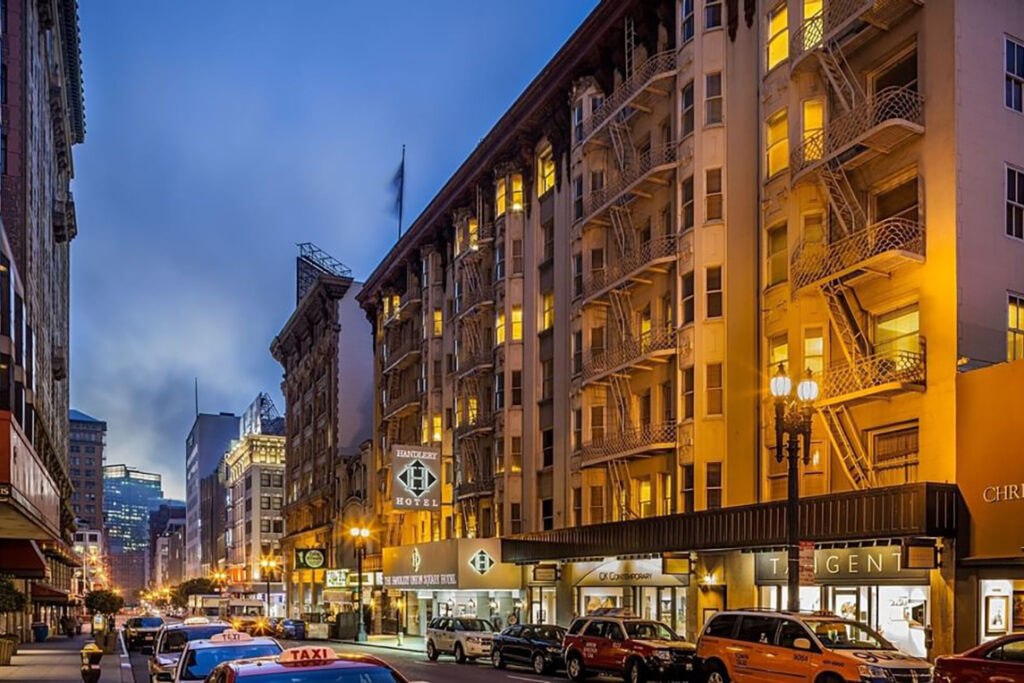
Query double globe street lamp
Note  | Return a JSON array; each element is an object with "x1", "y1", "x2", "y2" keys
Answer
[
  {"x1": 349, "y1": 526, "x2": 371, "y2": 642},
  {"x1": 769, "y1": 364, "x2": 819, "y2": 612},
  {"x1": 259, "y1": 557, "x2": 278, "y2": 620}
]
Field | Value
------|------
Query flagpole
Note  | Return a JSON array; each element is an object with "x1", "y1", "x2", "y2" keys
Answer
[{"x1": 398, "y1": 144, "x2": 405, "y2": 240}]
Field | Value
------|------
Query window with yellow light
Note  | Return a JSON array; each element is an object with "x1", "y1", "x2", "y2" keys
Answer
[
  {"x1": 511, "y1": 306, "x2": 523, "y2": 341},
  {"x1": 766, "y1": 109, "x2": 789, "y2": 177},
  {"x1": 537, "y1": 149, "x2": 556, "y2": 196},
  {"x1": 766, "y1": 3, "x2": 788, "y2": 71},
  {"x1": 495, "y1": 178, "x2": 507, "y2": 216}
]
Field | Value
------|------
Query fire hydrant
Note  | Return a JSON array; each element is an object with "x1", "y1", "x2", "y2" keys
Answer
[{"x1": 80, "y1": 643, "x2": 102, "y2": 683}]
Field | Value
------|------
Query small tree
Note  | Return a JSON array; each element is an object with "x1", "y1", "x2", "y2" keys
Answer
[
  {"x1": 170, "y1": 578, "x2": 216, "y2": 609},
  {"x1": 0, "y1": 575, "x2": 26, "y2": 615},
  {"x1": 85, "y1": 590, "x2": 124, "y2": 617}
]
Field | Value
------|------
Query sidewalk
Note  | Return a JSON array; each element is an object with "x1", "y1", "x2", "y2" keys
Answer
[
  {"x1": 0, "y1": 628, "x2": 131, "y2": 682},
  {"x1": 330, "y1": 633, "x2": 426, "y2": 652}
]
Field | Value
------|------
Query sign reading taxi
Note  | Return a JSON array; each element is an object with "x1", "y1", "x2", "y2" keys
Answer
[
  {"x1": 391, "y1": 445, "x2": 441, "y2": 510},
  {"x1": 280, "y1": 646, "x2": 337, "y2": 664}
]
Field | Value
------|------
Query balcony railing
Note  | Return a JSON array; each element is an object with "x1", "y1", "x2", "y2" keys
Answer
[
  {"x1": 456, "y1": 478, "x2": 495, "y2": 499},
  {"x1": 580, "y1": 49, "x2": 679, "y2": 142},
  {"x1": 456, "y1": 284, "x2": 495, "y2": 317},
  {"x1": 791, "y1": 86, "x2": 924, "y2": 176},
  {"x1": 383, "y1": 386, "x2": 421, "y2": 419},
  {"x1": 455, "y1": 412, "x2": 494, "y2": 439},
  {"x1": 581, "y1": 422, "x2": 677, "y2": 466},
  {"x1": 819, "y1": 344, "x2": 925, "y2": 403},
  {"x1": 456, "y1": 222, "x2": 495, "y2": 261},
  {"x1": 791, "y1": 216, "x2": 924, "y2": 291},
  {"x1": 582, "y1": 326, "x2": 677, "y2": 383},
  {"x1": 581, "y1": 236, "x2": 679, "y2": 302},
  {"x1": 791, "y1": 0, "x2": 921, "y2": 65},
  {"x1": 579, "y1": 142, "x2": 679, "y2": 225},
  {"x1": 382, "y1": 337, "x2": 420, "y2": 372},
  {"x1": 457, "y1": 349, "x2": 494, "y2": 376}
]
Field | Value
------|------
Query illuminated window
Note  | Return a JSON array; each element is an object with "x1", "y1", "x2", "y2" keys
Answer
[
  {"x1": 421, "y1": 415, "x2": 429, "y2": 445},
  {"x1": 537, "y1": 148, "x2": 556, "y2": 196},
  {"x1": 766, "y1": 4, "x2": 788, "y2": 71},
  {"x1": 495, "y1": 310, "x2": 506, "y2": 345},
  {"x1": 511, "y1": 174, "x2": 524, "y2": 212},
  {"x1": 433, "y1": 309, "x2": 443, "y2": 337},
  {"x1": 496, "y1": 178, "x2": 507, "y2": 216},
  {"x1": 766, "y1": 224, "x2": 787, "y2": 286},
  {"x1": 874, "y1": 304, "x2": 919, "y2": 357},
  {"x1": 467, "y1": 396, "x2": 478, "y2": 423},
  {"x1": 804, "y1": 327, "x2": 824, "y2": 376},
  {"x1": 705, "y1": 72, "x2": 723, "y2": 125},
  {"x1": 802, "y1": 0, "x2": 823, "y2": 51},
  {"x1": 511, "y1": 306, "x2": 523, "y2": 340},
  {"x1": 638, "y1": 478, "x2": 653, "y2": 518},
  {"x1": 467, "y1": 219, "x2": 479, "y2": 250},
  {"x1": 1010, "y1": 294, "x2": 1024, "y2": 361},
  {"x1": 802, "y1": 99, "x2": 824, "y2": 162},
  {"x1": 432, "y1": 414, "x2": 442, "y2": 443},
  {"x1": 766, "y1": 109, "x2": 789, "y2": 177},
  {"x1": 541, "y1": 292, "x2": 554, "y2": 331}
]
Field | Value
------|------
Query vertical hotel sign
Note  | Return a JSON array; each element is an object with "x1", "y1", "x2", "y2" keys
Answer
[{"x1": 391, "y1": 445, "x2": 441, "y2": 510}]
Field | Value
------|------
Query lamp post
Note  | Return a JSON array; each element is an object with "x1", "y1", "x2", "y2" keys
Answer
[
  {"x1": 769, "y1": 364, "x2": 819, "y2": 613},
  {"x1": 212, "y1": 571, "x2": 227, "y2": 597},
  {"x1": 259, "y1": 558, "x2": 278, "y2": 619},
  {"x1": 349, "y1": 526, "x2": 370, "y2": 642}
]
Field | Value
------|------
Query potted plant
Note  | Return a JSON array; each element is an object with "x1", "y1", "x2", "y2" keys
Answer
[
  {"x1": 0, "y1": 575, "x2": 25, "y2": 664},
  {"x1": 84, "y1": 590, "x2": 123, "y2": 654}
]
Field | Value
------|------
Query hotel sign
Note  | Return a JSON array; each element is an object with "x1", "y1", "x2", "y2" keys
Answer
[
  {"x1": 391, "y1": 445, "x2": 441, "y2": 511},
  {"x1": 382, "y1": 538, "x2": 521, "y2": 590},
  {"x1": 755, "y1": 547, "x2": 929, "y2": 586}
]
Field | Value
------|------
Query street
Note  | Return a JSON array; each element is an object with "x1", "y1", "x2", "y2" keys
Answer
[{"x1": 126, "y1": 639, "x2": 571, "y2": 683}]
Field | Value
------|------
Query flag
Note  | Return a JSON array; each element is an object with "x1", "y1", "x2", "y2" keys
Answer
[{"x1": 391, "y1": 145, "x2": 405, "y2": 237}]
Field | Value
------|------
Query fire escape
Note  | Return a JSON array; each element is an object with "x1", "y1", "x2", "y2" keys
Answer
[{"x1": 788, "y1": 0, "x2": 926, "y2": 489}]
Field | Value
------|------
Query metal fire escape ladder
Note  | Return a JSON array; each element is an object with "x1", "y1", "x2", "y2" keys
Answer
[
  {"x1": 816, "y1": 41, "x2": 863, "y2": 113},
  {"x1": 609, "y1": 205, "x2": 637, "y2": 261},
  {"x1": 624, "y1": 16, "x2": 636, "y2": 79},
  {"x1": 610, "y1": 122, "x2": 638, "y2": 175},
  {"x1": 610, "y1": 288, "x2": 635, "y2": 345},
  {"x1": 609, "y1": 375, "x2": 633, "y2": 435},
  {"x1": 818, "y1": 161, "x2": 866, "y2": 238},
  {"x1": 821, "y1": 281, "x2": 872, "y2": 364},
  {"x1": 606, "y1": 458, "x2": 635, "y2": 520},
  {"x1": 818, "y1": 404, "x2": 874, "y2": 490}
]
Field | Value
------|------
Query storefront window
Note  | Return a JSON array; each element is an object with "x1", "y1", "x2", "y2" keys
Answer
[{"x1": 980, "y1": 580, "x2": 1023, "y2": 643}]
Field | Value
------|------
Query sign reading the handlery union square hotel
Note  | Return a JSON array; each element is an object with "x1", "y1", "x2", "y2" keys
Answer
[{"x1": 390, "y1": 445, "x2": 441, "y2": 510}]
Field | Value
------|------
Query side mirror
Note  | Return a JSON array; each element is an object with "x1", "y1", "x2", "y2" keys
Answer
[
  {"x1": 793, "y1": 637, "x2": 812, "y2": 651},
  {"x1": 141, "y1": 646, "x2": 153, "y2": 655},
  {"x1": 154, "y1": 672, "x2": 174, "y2": 682}
]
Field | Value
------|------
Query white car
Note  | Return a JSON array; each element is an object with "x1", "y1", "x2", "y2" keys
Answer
[
  {"x1": 426, "y1": 616, "x2": 495, "y2": 664},
  {"x1": 168, "y1": 630, "x2": 281, "y2": 682}
]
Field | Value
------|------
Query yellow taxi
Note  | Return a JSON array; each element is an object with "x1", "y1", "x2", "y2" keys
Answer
[{"x1": 696, "y1": 609, "x2": 932, "y2": 683}]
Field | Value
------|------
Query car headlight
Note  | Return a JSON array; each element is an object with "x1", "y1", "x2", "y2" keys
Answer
[
  {"x1": 655, "y1": 649, "x2": 673, "y2": 662},
  {"x1": 466, "y1": 636, "x2": 479, "y2": 644},
  {"x1": 858, "y1": 665, "x2": 890, "y2": 680},
  {"x1": 546, "y1": 645, "x2": 561, "y2": 653}
]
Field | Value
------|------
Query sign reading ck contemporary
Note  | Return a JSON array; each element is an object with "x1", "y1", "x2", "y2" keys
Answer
[{"x1": 391, "y1": 445, "x2": 441, "y2": 510}]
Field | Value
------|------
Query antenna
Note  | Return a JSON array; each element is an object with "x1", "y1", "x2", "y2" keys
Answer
[{"x1": 194, "y1": 378, "x2": 199, "y2": 417}]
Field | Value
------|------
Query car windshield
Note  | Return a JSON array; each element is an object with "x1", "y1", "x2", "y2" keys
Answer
[
  {"x1": 804, "y1": 620, "x2": 895, "y2": 650},
  {"x1": 532, "y1": 626, "x2": 566, "y2": 641},
  {"x1": 455, "y1": 618, "x2": 493, "y2": 632},
  {"x1": 180, "y1": 643, "x2": 282, "y2": 680},
  {"x1": 240, "y1": 668, "x2": 403, "y2": 682},
  {"x1": 160, "y1": 626, "x2": 230, "y2": 653},
  {"x1": 624, "y1": 621, "x2": 678, "y2": 641},
  {"x1": 130, "y1": 618, "x2": 163, "y2": 628}
]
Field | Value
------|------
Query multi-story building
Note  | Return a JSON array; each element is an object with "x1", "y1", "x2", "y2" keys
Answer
[
  {"x1": 147, "y1": 500, "x2": 185, "y2": 588},
  {"x1": 223, "y1": 393, "x2": 286, "y2": 616},
  {"x1": 184, "y1": 411, "x2": 240, "y2": 579},
  {"x1": 270, "y1": 243, "x2": 374, "y2": 620},
  {"x1": 103, "y1": 465, "x2": 162, "y2": 599},
  {"x1": 152, "y1": 518, "x2": 185, "y2": 591},
  {"x1": 72, "y1": 528, "x2": 106, "y2": 593},
  {"x1": 0, "y1": 0, "x2": 85, "y2": 639},
  {"x1": 69, "y1": 410, "x2": 106, "y2": 530},
  {"x1": 358, "y1": 0, "x2": 1024, "y2": 657}
]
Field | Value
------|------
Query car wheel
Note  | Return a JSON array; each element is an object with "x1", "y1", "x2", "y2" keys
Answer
[
  {"x1": 454, "y1": 642, "x2": 467, "y2": 664},
  {"x1": 533, "y1": 652, "x2": 550, "y2": 675},
  {"x1": 426, "y1": 640, "x2": 439, "y2": 661},
  {"x1": 567, "y1": 653, "x2": 587, "y2": 681},
  {"x1": 706, "y1": 661, "x2": 730, "y2": 683},
  {"x1": 625, "y1": 658, "x2": 647, "y2": 683},
  {"x1": 492, "y1": 648, "x2": 506, "y2": 669}
]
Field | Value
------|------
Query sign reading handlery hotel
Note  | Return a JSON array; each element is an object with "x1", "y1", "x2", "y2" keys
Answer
[{"x1": 390, "y1": 445, "x2": 441, "y2": 511}]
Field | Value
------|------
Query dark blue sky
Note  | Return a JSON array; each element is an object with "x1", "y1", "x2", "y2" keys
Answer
[{"x1": 70, "y1": 1, "x2": 598, "y2": 498}]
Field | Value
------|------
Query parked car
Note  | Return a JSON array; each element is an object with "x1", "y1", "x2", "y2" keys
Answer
[
  {"x1": 148, "y1": 621, "x2": 232, "y2": 682},
  {"x1": 206, "y1": 646, "x2": 411, "y2": 683},
  {"x1": 425, "y1": 616, "x2": 495, "y2": 663},
  {"x1": 936, "y1": 633, "x2": 1024, "y2": 683},
  {"x1": 275, "y1": 618, "x2": 306, "y2": 640},
  {"x1": 697, "y1": 609, "x2": 931, "y2": 683},
  {"x1": 125, "y1": 616, "x2": 165, "y2": 651},
  {"x1": 168, "y1": 631, "x2": 281, "y2": 682},
  {"x1": 491, "y1": 623, "x2": 566, "y2": 675},
  {"x1": 563, "y1": 613, "x2": 696, "y2": 683}
]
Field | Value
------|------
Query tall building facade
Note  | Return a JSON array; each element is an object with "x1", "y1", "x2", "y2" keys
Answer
[
  {"x1": 270, "y1": 244, "x2": 374, "y2": 619},
  {"x1": 224, "y1": 394, "x2": 286, "y2": 616},
  {"x1": 358, "y1": 0, "x2": 1024, "y2": 657},
  {"x1": 69, "y1": 409, "x2": 106, "y2": 529},
  {"x1": 103, "y1": 465, "x2": 162, "y2": 599},
  {"x1": 184, "y1": 411, "x2": 240, "y2": 578},
  {"x1": 147, "y1": 500, "x2": 185, "y2": 588},
  {"x1": 0, "y1": 0, "x2": 85, "y2": 638}
]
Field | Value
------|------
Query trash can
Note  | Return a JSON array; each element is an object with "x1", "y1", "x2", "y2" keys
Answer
[
  {"x1": 0, "y1": 638, "x2": 12, "y2": 666},
  {"x1": 80, "y1": 643, "x2": 102, "y2": 683},
  {"x1": 0, "y1": 633, "x2": 19, "y2": 657},
  {"x1": 31, "y1": 622, "x2": 48, "y2": 643}
]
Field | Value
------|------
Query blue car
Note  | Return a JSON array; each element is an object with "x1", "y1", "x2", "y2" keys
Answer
[
  {"x1": 274, "y1": 619, "x2": 306, "y2": 640},
  {"x1": 491, "y1": 624, "x2": 566, "y2": 675}
]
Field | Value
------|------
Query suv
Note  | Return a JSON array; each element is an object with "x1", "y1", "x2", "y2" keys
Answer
[
  {"x1": 562, "y1": 614, "x2": 696, "y2": 682},
  {"x1": 126, "y1": 616, "x2": 165, "y2": 651},
  {"x1": 697, "y1": 609, "x2": 932, "y2": 683},
  {"x1": 425, "y1": 616, "x2": 495, "y2": 663}
]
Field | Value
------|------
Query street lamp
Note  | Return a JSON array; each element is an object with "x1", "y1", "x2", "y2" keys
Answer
[
  {"x1": 212, "y1": 570, "x2": 227, "y2": 596},
  {"x1": 769, "y1": 364, "x2": 818, "y2": 613},
  {"x1": 259, "y1": 558, "x2": 278, "y2": 619},
  {"x1": 349, "y1": 526, "x2": 370, "y2": 642}
]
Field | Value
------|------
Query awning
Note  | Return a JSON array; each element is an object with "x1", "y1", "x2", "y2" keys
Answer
[
  {"x1": 30, "y1": 583, "x2": 70, "y2": 603},
  {"x1": 0, "y1": 540, "x2": 47, "y2": 578}
]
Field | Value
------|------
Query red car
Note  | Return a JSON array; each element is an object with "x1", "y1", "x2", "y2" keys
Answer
[
  {"x1": 562, "y1": 613, "x2": 696, "y2": 682},
  {"x1": 936, "y1": 634, "x2": 1024, "y2": 683}
]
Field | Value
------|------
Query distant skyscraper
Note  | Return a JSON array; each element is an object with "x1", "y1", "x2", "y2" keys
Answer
[
  {"x1": 185, "y1": 412, "x2": 240, "y2": 578},
  {"x1": 103, "y1": 465, "x2": 163, "y2": 553},
  {"x1": 69, "y1": 409, "x2": 107, "y2": 530}
]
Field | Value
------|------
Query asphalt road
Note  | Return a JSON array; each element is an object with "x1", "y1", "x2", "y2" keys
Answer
[{"x1": 127, "y1": 638, "x2": 573, "y2": 683}]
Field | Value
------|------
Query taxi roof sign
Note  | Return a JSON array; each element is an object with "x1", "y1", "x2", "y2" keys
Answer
[
  {"x1": 209, "y1": 630, "x2": 252, "y2": 642},
  {"x1": 183, "y1": 617, "x2": 211, "y2": 625},
  {"x1": 279, "y1": 646, "x2": 338, "y2": 664}
]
